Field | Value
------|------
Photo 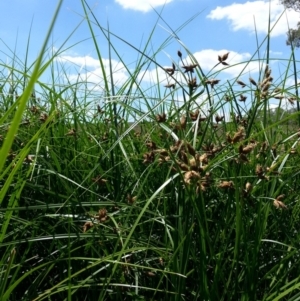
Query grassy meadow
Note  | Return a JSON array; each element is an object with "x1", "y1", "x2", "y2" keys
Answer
[{"x1": 1, "y1": 1, "x2": 300, "y2": 300}]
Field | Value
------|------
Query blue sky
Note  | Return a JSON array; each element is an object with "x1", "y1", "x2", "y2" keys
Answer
[{"x1": 1, "y1": 0, "x2": 300, "y2": 110}]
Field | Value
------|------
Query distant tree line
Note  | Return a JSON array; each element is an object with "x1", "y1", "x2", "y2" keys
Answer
[{"x1": 282, "y1": 0, "x2": 300, "y2": 47}]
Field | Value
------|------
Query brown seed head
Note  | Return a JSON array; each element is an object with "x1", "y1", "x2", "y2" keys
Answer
[
  {"x1": 262, "y1": 82, "x2": 271, "y2": 92},
  {"x1": 190, "y1": 109, "x2": 200, "y2": 121},
  {"x1": 127, "y1": 194, "x2": 137, "y2": 205},
  {"x1": 156, "y1": 113, "x2": 166, "y2": 123},
  {"x1": 186, "y1": 142, "x2": 196, "y2": 156},
  {"x1": 237, "y1": 80, "x2": 246, "y2": 88},
  {"x1": 39, "y1": 113, "x2": 48, "y2": 122},
  {"x1": 143, "y1": 152, "x2": 155, "y2": 164},
  {"x1": 239, "y1": 95, "x2": 247, "y2": 102},
  {"x1": 273, "y1": 199, "x2": 287, "y2": 209},
  {"x1": 154, "y1": 148, "x2": 169, "y2": 156},
  {"x1": 215, "y1": 114, "x2": 225, "y2": 123},
  {"x1": 92, "y1": 175, "x2": 108, "y2": 186},
  {"x1": 288, "y1": 97, "x2": 296, "y2": 105},
  {"x1": 184, "y1": 170, "x2": 201, "y2": 184},
  {"x1": 66, "y1": 128, "x2": 76, "y2": 136},
  {"x1": 206, "y1": 79, "x2": 220, "y2": 88},
  {"x1": 231, "y1": 127, "x2": 245, "y2": 143},
  {"x1": 182, "y1": 64, "x2": 198, "y2": 73},
  {"x1": 240, "y1": 143, "x2": 256, "y2": 154},
  {"x1": 218, "y1": 181, "x2": 234, "y2": 189},
  {"x1": 221, "y1": 52, "x2": 230, "y2": 61},
  {"x1": 180, "y1": 115, "x2": 187, "y2": 129},
  {"x1": 83, "y1": 221, "x2": 93, "y2": 233},
  {"x1": 245, "y1": 182, "x2": 252, "y2": 192},
  {"x1": 249, "y1": 77, "x2": 257, "y2": 86},
  {"x1": 165, "y1": 83, "x2": 175, "y2": 89},
  {"x1": 188, "y1": 77, "x2": 198, "y2": 90},
  {"x1": 276, "y1": 194, "x2": 285, "y2": 201},
  {"x1": 146, "y1": 141, "x2": 157, "y2": 150},
  {"x1": 179, "y1": 151, "x2": 189, "y2": 165}
]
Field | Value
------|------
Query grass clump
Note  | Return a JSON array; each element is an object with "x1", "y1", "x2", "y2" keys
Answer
[{"x1": 1, "y1": 2, "x2": 300, "y2": 300}]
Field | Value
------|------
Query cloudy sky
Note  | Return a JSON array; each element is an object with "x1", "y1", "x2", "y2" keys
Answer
[{"x1": 0, "y1": 0, "x2": 299, "y2": 108}]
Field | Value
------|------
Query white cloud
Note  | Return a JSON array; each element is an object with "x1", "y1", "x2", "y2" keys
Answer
[
  {"x1": 207, "y1": 0, "x2": 299, "y2": 37},
  {"x1": 188, "y1": 49, "x2": 260, "y2": 78},
  {"x1": 136, "y1": 49, "x2": 262, "y2": 85},
  {"x1": 114, "y1": 0, "x2": 173, "y2": 12},
  {"x1": 56, "y1": 55, "x2": 102, "y2": 68},
  {"x1": 55, "y1": 54, "x2": 129, "y2": 88}
]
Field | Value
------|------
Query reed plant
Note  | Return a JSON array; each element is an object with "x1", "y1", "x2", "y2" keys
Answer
[{"x1": 1, "y1": 1, "x2": 300, "y2": 300}]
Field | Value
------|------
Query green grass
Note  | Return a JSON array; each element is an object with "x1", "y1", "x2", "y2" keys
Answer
[{"x1": 1, "y1": 1, "x2": 300, "y2": 300}]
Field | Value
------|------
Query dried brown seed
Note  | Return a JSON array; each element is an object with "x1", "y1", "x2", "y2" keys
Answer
[
  {"x1": 184, "y1": 170, "x2": 201, "y2": 184},
  {"x1": 262, "y1": 82, "x2": 271, "y2": 92},
  {"x1": 146, "y1": 141, "x2": 157, "y2": 150},
  {"x1": 154, "y1": 149, "x2": 169, "y2": 156},
  {"x1": 92, "y1": 176, "x2": 108, "y2": 186},
  {"x1": 66, "y1": 128, "x2": 76, "y2": 136},
  {"x1": 24, "y1": 155, "x2": 34, "y2": 163},
  {"x1": 224, "y1": 94, "x2": 231, "y2": 102},
  {"x1": 206, "y1": 79, "x2": 220, "y2": 88},
  {"x1": 186, "y1": 142, "x2": 196, "y2": 156},
  {"x1": 226, "y1": 133, "x2": 233, "y2": 144},
  {"x1": 189, "y1": 158, "x2": 197, "y2": 169},
  {"x1": 178, "y1": 161, "x2": 190, "y2": 171},
  {"x1": 273, "y1": 199, "x2": 287, "y2": 209},
  {"x1": 164, "y1": 67, "x2": 175, "y2": 75},
  {"x1": 178, "y1": 50, "x2": 182, "y2": 58},
  {"x1": 290, "y1": 148, "x2": 297, "y2": 154},
  {"x1": 29, "y1": 106, "x2": 40, "y2": 114},
  {"x1": 239, "y1": 153, "x2": 249, "y2": 163},
  {"x1": 276, "y1": 194, "x2": 285, "y2": 201},
  {"x1": 265, "y1": 68, "x2": 272, "y2": 78},
  {"x1": 221, "y1": 52, "x2": 230, "y2": 61},
  {"x1": 190, "y1": 109, "x2": 200, "y2": 121},
  {"x1": 215, "y1": 114, "x2": 225, "y2": 123},
  {"x1": 188, "y1": 77, "x2": 198, "y2": 90},
  {"x1": 143, "y1": 152, "x2": 155, "y2": 164},
  {"x1": 83, "y1": 221, "x2": 93, "y2": 232},
  {"x1": 239, "y1": 95, "x2": 247, "y2": 102},
  {"x1": 156, "y1": 113, "x2": 166, "y2": 123},
  {"x1": 288, "y1": 97, "x2": 296, "y2": 105},
  {"x1": 165, "y1": 83, "x2": 175, "y2": 89},
  {"x1": 39, "y1": 113, "x2": 48, "y2": 122},
  {"x1": 180, "y1": 116, "x2": 187, "y2": 129},
  {"x1": 245, "y1": 182, "x2": 252, "y2": 192},
  {"x1": 231, "y1": 127, "x2": 245, "y2": 143},
  {"x1": 240, "y1": 143, "x2": 256, "y2": 154},
  {"x1": 237, "y1": 80, "x2": 246, "y2": 88},
  {"x1": 199, "y1": 153, "x2": 209, "y2": 164},
  {"x1": 255, "y1": 165, "x2": 269, "y2": 180},
  {"x1": 218, "y1": 181, "x2": 234, "y2": 189},
  {"x1": 97, "y1": 105, "x2": 104, "y2": 114},
  {"x1": 182, "y1": 64, "x2": 198, "y2": 73},
  {"x1": 256, "y1": 164, "x2": 263, "y2": 175},
  {"x1": 179, "y1": 151, "x2": 189, "y2": 165},
  {"x1": 249, "y1": 77, "x2": 257, "y2": 86},
  {"x1": 98, "y1": 208, "x2": 107, "y2": 218},
  {"x1": 145, "y1": 271, "x2": 156, "y2": 277},
  {"x1": 127, "y1": 194, "x2": 137, "y2": 205}
]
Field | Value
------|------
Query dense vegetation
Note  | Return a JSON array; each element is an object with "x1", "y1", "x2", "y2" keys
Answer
[{"x1": 1, "y1": 1, "x2": 300, "y2": 300}]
